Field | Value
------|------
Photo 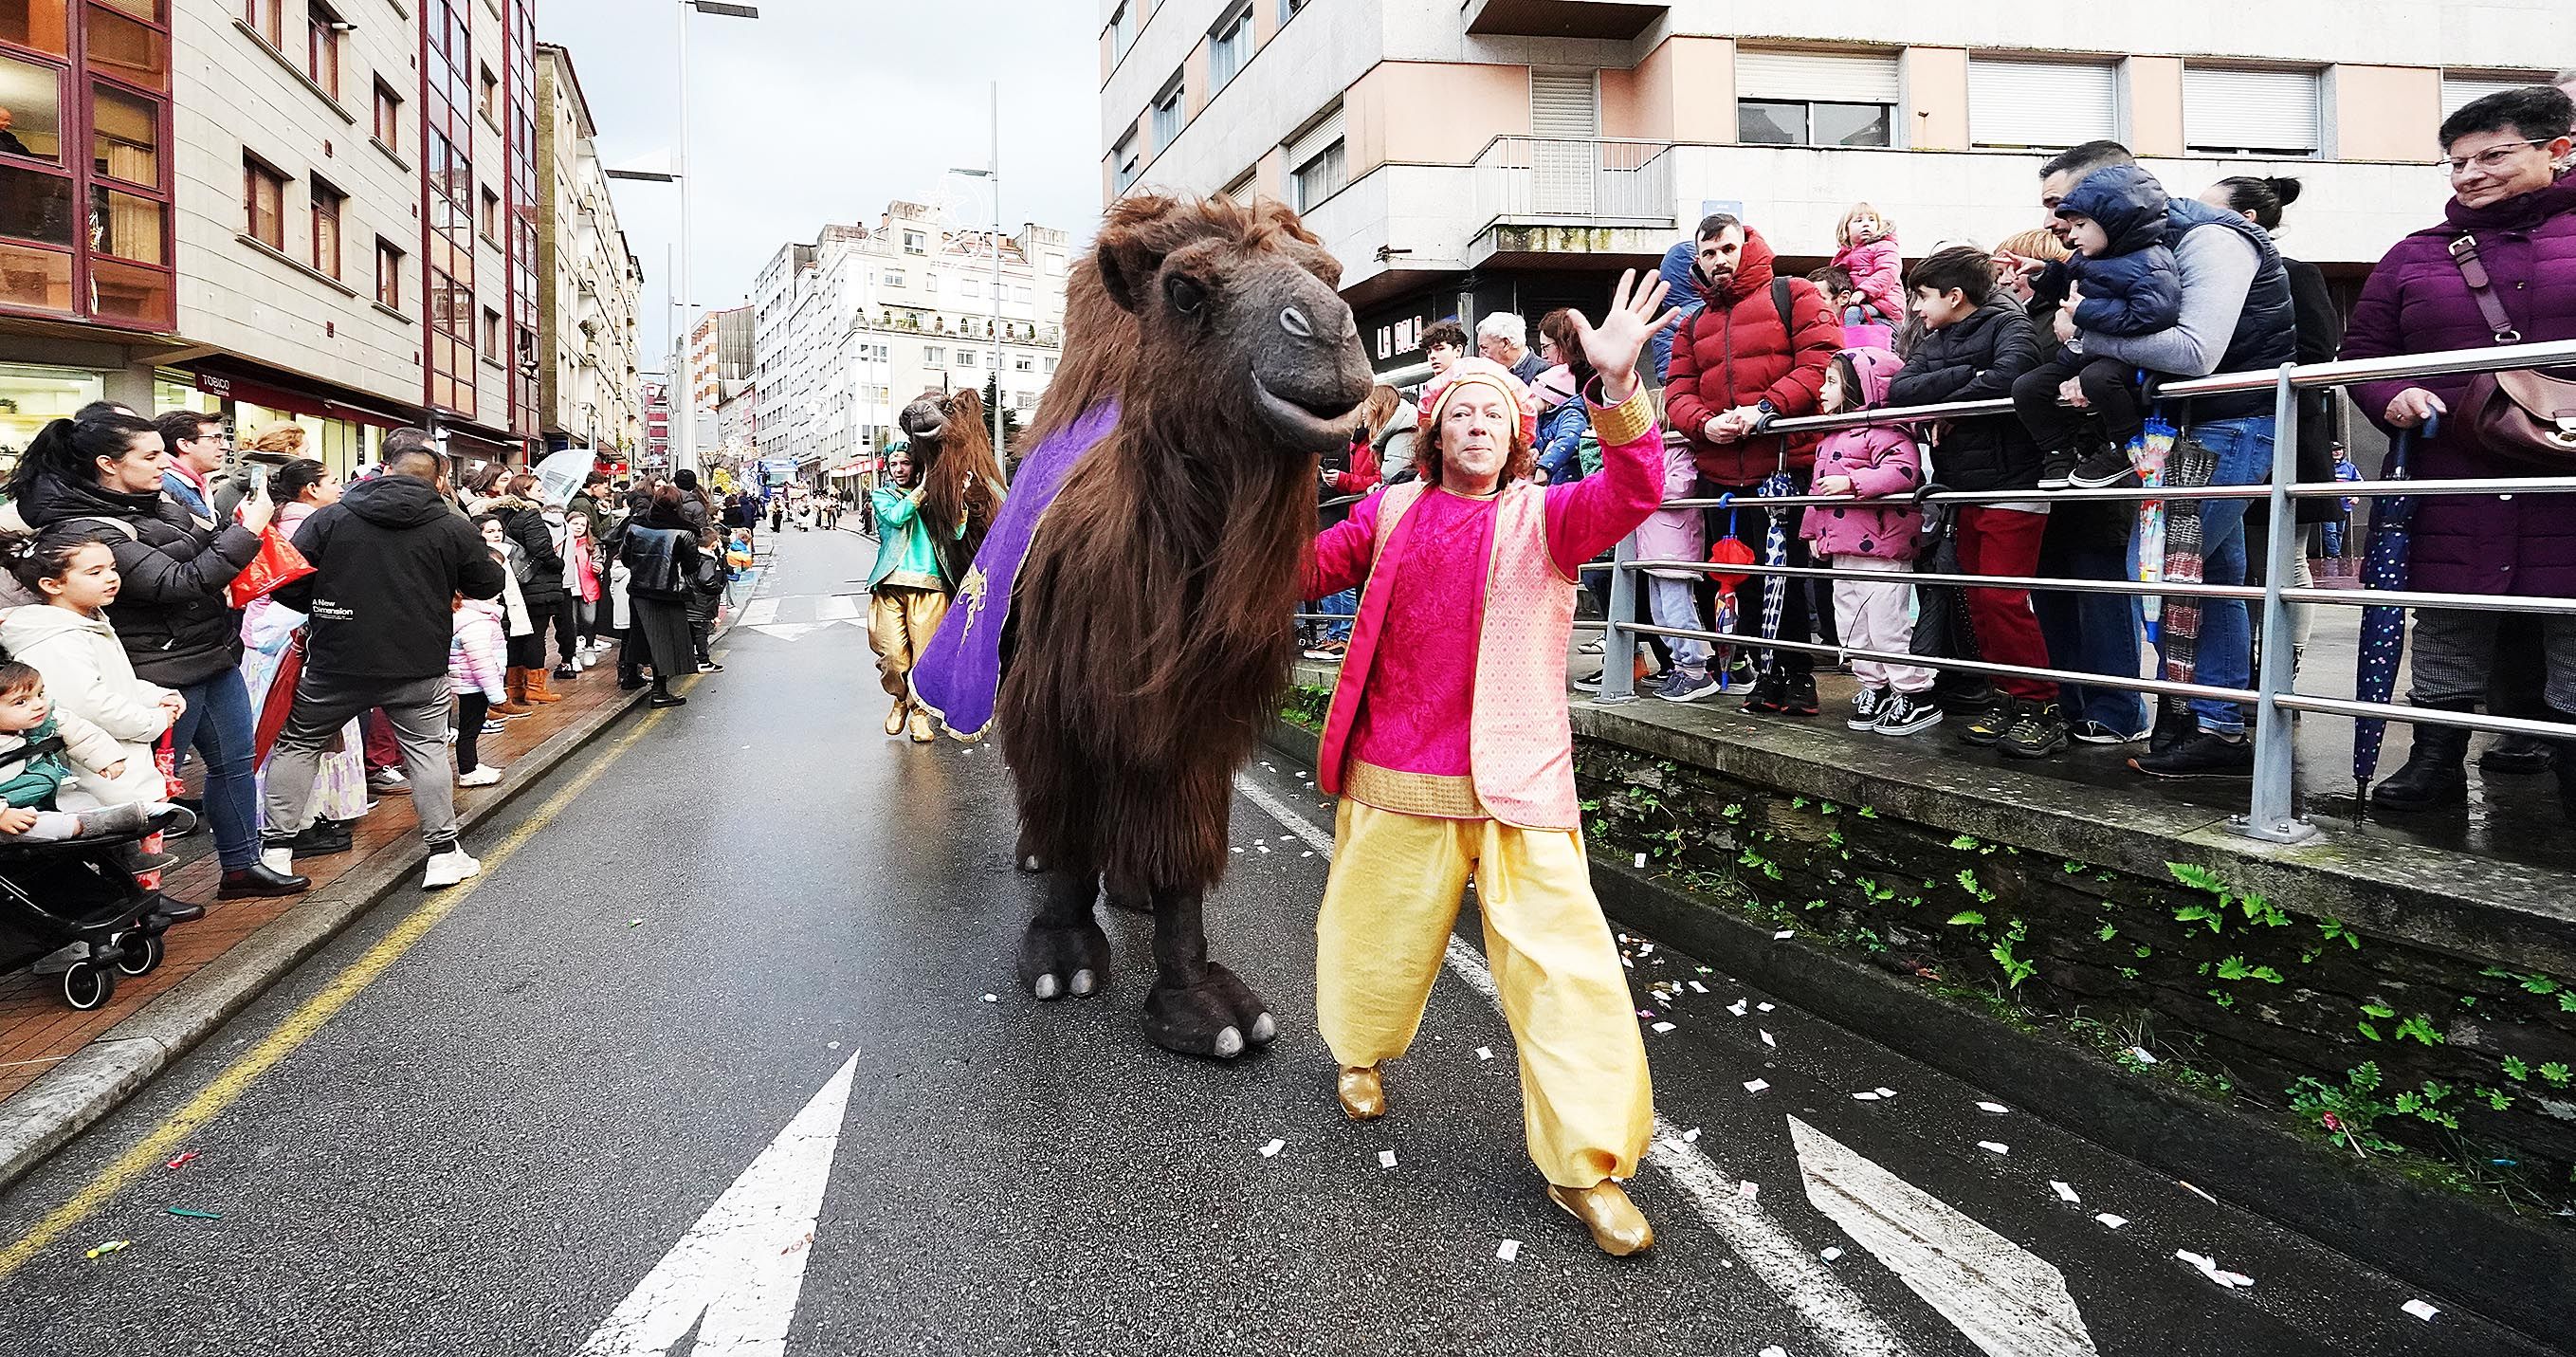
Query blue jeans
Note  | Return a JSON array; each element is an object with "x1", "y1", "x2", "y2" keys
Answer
[
  {"x1": 168, "y1": 668, "x2": 262, "y2": 870},
  {"x1": 2170, "y1": 416, "x2": 2273, "y2": 736},
  {"x1": 1316, "y1": 588, "x2": 1356, "y2": 643},
  {"x1": 2034, "y1": 509, "x2": 2147, "y2": 736}
]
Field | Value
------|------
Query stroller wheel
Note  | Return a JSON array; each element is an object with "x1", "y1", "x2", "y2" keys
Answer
[
  {"x1": 62, "y1": 961, "x2": 116, "y2": 1012},
  {"x1": 114, "y1": 931, "x2": 163, "y2": 978}
]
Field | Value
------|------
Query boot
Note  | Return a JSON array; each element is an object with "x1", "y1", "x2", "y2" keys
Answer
[
  {"x1": 524, "y1": 668, "x2": 563, "y2": 705},
  {"x1": 1337, "y1": 1065, "x2": 1385, "y2": 1121},
  {"x1": 2553, "y1": 708, "x2": 2576, "y2": 822},
  {"x1": 1547, "y1": 1181, "x2": 1653, "y2": 1256},
  {"x1": 906, "y1": 706, "x2": 936, "y2": 743},
  {"x1": 885, "y1": 699, "x2": 909, "y2": 738},
  {"x1": 2479, "y1": 732, "x2": 2558, "y2": 774},
  {"x1": 492, "y1": 669, "x2": 534, "y2": 717},
  {"x1": 2370, "y1": 701, "x2": 2474, "y2": 813}
]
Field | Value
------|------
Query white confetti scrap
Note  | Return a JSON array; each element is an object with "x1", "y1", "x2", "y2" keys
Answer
[
  {"x1": 1820, "y1": 1246, "x2": 1843, "y2": 1260},
  {"x1": 1873, "y1": 1087, "x2": 1896, "y2": 1098},
  {"x1": 1495, "y1": 1238, "x2": 1521, "y2": 1262},
  {"x1": 1301, "y1": 851, "x2": 1314, "y2": 858},
  {"x1": 1256, "y1": 844, "x2": 1271, "y2": 853},
  {"x1": 2179, "y1": 1181, "x2": 2220, "y2": 1205},
  {"x1": 1727, "y1": 999, "x2": 1749, "y2": 1017},
  {"x1": 1689, "y1": 981, "x2": 1708, "y2": 994},
  {"x1": 1978, "y1": 1141, "x2": 2010, "y2": 1155},
  {"x1": 1720, "y1": 1258, "x2": 1733, "y2": 1268},
  {"x1": 2095, "y1": 1213, "x2": 2128, "y2": 1229},
  {"x1": 1683, "y1": 1127, "x2": 1701, "y2": 1143},
  {"x1": 1758, "y1": 1002, "x2": 1777, "y2": 1013},
  {"x1": 1476, "y1": 1046, "x2": 1493, "y2": 1061},
  {"x1": 1259, "y1": 1139, "x2": 1285, "y2": 1158},
  {"x1": 2402, "y1": 1300, "x2": 2440, "y2": 1322},
  {"x1": 2128, "y1": 1045, "x2": 2159, "y2": 1064},
  {"x1": 1738, "y1": 1181, "x2": 1760, "y2": 1200},
  {"x1": 1378, "y1": 1150, "x2": 1398, "y2": 1169},
  {"x1": 1743, "y1": 1078, "x2": 1770, "y2": 1093},
  {"x1": 1635, "y1": 853, "x2": 1648, "y2": 869},
  {"x1": 2051, "y1": 1181, "x2": 2080, "y2": 1203},
  {"x1": 1760, "y1": 1030, "x2": 1776, "y2": 1048},
  {"x1": 1761, "y1": 1347, "x2": 1785, "y2": 1357},
  {"x1": 980, "y1": 994, "x2": 997, "y2": 1003},
  {"x1": 1652, "y1": 1021, "x2": 1676, "y2": 1034},
  {"x1": 1773, "y1": 929, "x2": 1795, "y2": 940},
  {"x1": 1637, "y1": 944, "x2": 1654, "y2": 956},
  {"x1": 1852, "y1": 1091, "x2": 1882, "y2": 1102},
  {"x1": 1231, "y1": 846, "x2": 1244, "y2": 853},
  {"x1": 1977, "y1": 1101, "x2": 2011, "y2": 1114}
]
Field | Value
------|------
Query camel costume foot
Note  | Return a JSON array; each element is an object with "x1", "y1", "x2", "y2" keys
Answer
[
  {"x1": 1548, "y1": 1181, "x2": 1653, "y2": 1257},
  {"x1": 1142, "y1": 963, "x2": 1276, "y2": 1060},
  {"x1": 1019, "y1": 914, "x2": 1111, "y2": 1001}
]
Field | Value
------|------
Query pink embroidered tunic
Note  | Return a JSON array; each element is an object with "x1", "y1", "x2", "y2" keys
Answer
[{"x1": 1307, "y1": 390, "x2": 1666, "y2": 829}]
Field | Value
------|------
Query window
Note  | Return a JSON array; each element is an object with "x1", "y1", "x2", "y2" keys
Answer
[
  {"x1": 1209, "y1": 5, "x2": 1251, "y2": 91},
  {"x1": 1044, "y1": 357, "x2": 1058, "y2": 375},
  {"x1": 2439, "y1": 71, "x2": 2553, "y2": 117},
  {"x1": 376, "y1": 237, "x2": 404, "y2": 308},
  {"x1": 91, "y1": 83, "x2": 159, "y2": 187},
  {"x1": 2183, "y1": 65, "x2": 2321, "y2": 157},
  {"x1": 1291, "y1": 140, "x2": 1345, "y2": 210},
  {"x1": 1014, "y1": 355, "x2": 1034, "y2": 373},
  {"x1": 482, "y1": 306, "x2": 502, "y2": 358},
  {"x1": 1969, "y1": 58, "x2": 2118, "y2": 151},
  {"x1": 373, "y1": 79, "x2": 402, "y2": 148},
  {"x1": 0, "y1": 53, "x2": 63, "y2": 163},
  {"x1": 1278, "y1": 0, "x2": 1306, "y2": 23},
  {"x1": 1111, "y1": 130, "x2": 1141, "y2": 194},
  {"x1": 479, "y1": 186, "x2": 499, "y2": 242},
  {"x1": 1106, "y1": 2, "x2": 1130, "y2": 63},
  {"x1": 962, "y1": 277, "x2": 979, "y2": 298},
  {"x1": 923, "y1": 273, "x2": 938, "y2": 293},
  {"x1": 902, "y1": 229, "x2": 925, "y2": 254},
  {"x1": 1151, "y1": 75, "x2": 1184, "y2": 151},
  {"x1": 1734, "y1": 49, "x2": 1898, "y2": 148},
  {"x1": 884, "y1": 267, "x2": 904, "y2": 286},
  {"x1": 1220, "y1": 167, "x2": 1256, "y2": 202},
  {"x1": 308, "y1": 4, "x2": 341, "y2": 101},
  {"x1": 956, "y1": 349, "x2": 977, "y2": 368},
  {"x1": 244, "y1": 0, "x2": 282, "y2": 47},
  {"x1": 923, "y1": 345, "x2": 945, "y2": 365},
  {"x1": 1014, "y1": 390, "x2": 1035, "y2": 412},
  {"x1": 478, "y1": 64, "x2": 498, "y2": 124},
  {"x1": 311, "y1": 177, "x2": 343, "y2": 278},
  {"x1": 243, "y1": 156, "x2": 285, "y2": 249}
]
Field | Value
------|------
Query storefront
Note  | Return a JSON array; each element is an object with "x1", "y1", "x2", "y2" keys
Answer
[
  {"x1": 184, "y1": 367, "x2": 413, "y2": 485},
  {"x1": 0, "y1": 359, "x2": 103, "y2": 483}
]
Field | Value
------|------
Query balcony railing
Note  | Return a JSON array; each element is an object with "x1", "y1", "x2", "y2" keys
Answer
[{"x1": 1472, "y1": 136, "x2": 1675, "y2": 233}]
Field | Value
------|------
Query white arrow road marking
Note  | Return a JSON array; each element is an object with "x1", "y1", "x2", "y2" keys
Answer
[
  {"x1": 748, "y1": 623, "x2": 822, "y2": 643},
  {"x1": 813, "y1": 594, "x2": 861, "y2": 622},
  {"x1": 741, "y1": 598, "x2": 780, "y2": 628},
  {"x1": 574, "y1": 1054, "x2": 861, "y2": 1357},
  {"x1": 1792, "y1": 1116, "x2": 2100, "y2": 1357},
  {"x1": 1233, "y1": 775, "x2": 1914, "y2": 1357}
]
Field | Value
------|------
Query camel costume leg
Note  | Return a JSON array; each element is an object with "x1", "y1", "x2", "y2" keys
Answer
[{"x1": 1318, "y1": 800, "x2": 1653, "y2": 1248}]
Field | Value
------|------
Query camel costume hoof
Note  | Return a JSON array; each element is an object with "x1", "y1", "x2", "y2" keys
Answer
[
  {"x1": 1018, "y1": 918, "x2": 1111, "y2": 1001},
  {"x1": 1017, "y1": 854, "x2": 1047, "y2": 873},
  {"x1": 1549, "y1": 1182, "x2": 1654, "y2": 1257},
  {"x1": 1142, "y1": 963, "x2": 1275, "y2": 1060}
]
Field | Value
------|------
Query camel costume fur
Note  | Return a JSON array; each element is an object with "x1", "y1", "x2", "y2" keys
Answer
[{"x1": 911, "y1": 194, "x2": 1371, "y2": 1059}]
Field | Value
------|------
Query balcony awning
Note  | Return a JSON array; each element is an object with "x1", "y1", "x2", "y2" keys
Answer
[{"x1": 1462, "y1": 0, "x2": 1666, "y2": 40}]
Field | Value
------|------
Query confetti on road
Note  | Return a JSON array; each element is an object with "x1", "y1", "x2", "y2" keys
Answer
[
  {"x1": 627, "y1": 918, "x2": 644, "y2": 927},
  {"x1": 2402, "y1": 1300, "x2": 2441, "y2": 1322},
  {"x1": 1689, "y1": 981, "x2": 1708, "y2": 993},
  {"x1": 1873, "y1": 1087, "x2": 1896, "y2": 1098},
  {"x1": 1852, "y1": 1091, "x2": 1882, "y2": 1102},
  {"x1": 1635, "y1": 853, "x2": 1648, "y2": 868},
  {"x1": 1761, "y1": 1346, "x2": 1787, "y2": 1357},
  {"x1": 1378, "y1": 1150, "x2": 1398, "y2": 1169},
  {"x1": 1496, "y1": 1239, "x2": 1522, "y2": 1262},
  {"x1": 1682, "y1": 1127, "x2": 1701, "y2": 1143},
  {"x1": 1259, "y1": 1139, "x2": 1285, "y2": 1159},
  {"x1": 1727, "y1": 999, "x2": 1749, "y2": 1017},
  {"x1": 2051, "y1": 1181, "x2": 2080, "y2": 1203},
  {"x1": 1230, "y1": 846, "x2": 1243, "y2": 853},
  {"x1": 1760, "y1": 1030, "x2": 1776, "y2": 1048},
  {"x1": 164, "y1": 1151, "x2": 197, "y2": 1171},
  {"x1": 1476, "y1": 1046, "x2": 1493, "y2": 1061},
  {"x1": 84, "y1": 1240, "x2": 129, "y2": 1260},
  {"x1": 2176, "y1": 1249, "x2": 2255, "y2": 1289},
  {"x1": 166, "y1": 1208, "x2": 222, "y2": 1220},
  {"x1": 1652, "y1": 1022, "x2": 1676, "y2": 1034},
  {"x1": 1772, "y1": 929, "x2": 1794, "y2": 940},
  {"x1": 2128, "y1": 1046, "x2": 2159, "y2": 1064},
  {"x1": 1738, "y1": 1181, "x2": 1760, "y2": 1200},
  {"x1": 1743, "y1": 1078, "x2": 1770, "y2": 1093},
  {"x1": 1978, "y1": 1142, "x2": 2010, "y2": 1155},
  {"x1": 1819, "y1": 1246, "x2": 1844, "y2": 1261},
  {"x1": 2179, "y1": 1181, "x2": 2220, "y2": 1205},
  {"x1": 980, "y1": 994, "x2": 998, "y2": 1003},
  {"x1": 2095, "y1": 1213, "x2": 2128, "y2": 1230},
  {"x1": 1758, "y1": 1002, "x2": 1776, "y2": 1013}
]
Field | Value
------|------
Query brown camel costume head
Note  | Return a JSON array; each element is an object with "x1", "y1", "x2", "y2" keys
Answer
[
  {"x1": 1000, "y1": 193, "x2": 1371, "y2": 1059},
  {"x1": 897, "y1": 386, "x2": 1006, "y2": 583}
]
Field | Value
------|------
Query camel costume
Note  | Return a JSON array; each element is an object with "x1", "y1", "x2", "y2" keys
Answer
[
  {"x1": 868, "y1": 456, "x2": 959, "y2": 743},
  {"x1": 1307, "y1": 356, "x2": 1662, "y2": 1252}
]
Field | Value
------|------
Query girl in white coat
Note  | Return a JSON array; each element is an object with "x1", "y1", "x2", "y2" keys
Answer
[{"x1": 0, "y1": 525, "x2": 183, "y2": 808}]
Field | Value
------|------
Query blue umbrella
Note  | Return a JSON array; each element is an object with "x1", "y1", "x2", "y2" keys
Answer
[
  {"x1": 1756, "y1": 468, "x2": 1797, "y2": 673},
  {"x1": 2352, "y1": 419, "x2": 2429, "y2": 815}
]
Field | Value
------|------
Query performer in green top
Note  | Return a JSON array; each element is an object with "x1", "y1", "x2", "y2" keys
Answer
[{"x1": 868, "y1": 441, "x2": 964, "y2": 743}]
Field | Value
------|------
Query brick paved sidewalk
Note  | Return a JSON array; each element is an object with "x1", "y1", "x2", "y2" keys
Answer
[{"x1": 0, "y1": 666, "x2": 637, "y2": 1106}]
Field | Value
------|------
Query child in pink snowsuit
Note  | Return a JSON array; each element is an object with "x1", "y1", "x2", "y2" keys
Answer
[
  {"x1": 1830, "y1": 204, "x2": 1903, "y2": 330},
  {"x1": 1800, "y1": 346, "x2": 1936, "y2": 736}
]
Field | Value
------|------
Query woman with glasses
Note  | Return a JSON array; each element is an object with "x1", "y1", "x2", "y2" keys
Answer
[{"x1": 2340, "y1": 85, "x2": 2576, "y2": 818}]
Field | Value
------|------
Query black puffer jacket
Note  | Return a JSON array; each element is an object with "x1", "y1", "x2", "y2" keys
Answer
[
  {"x1": 485, "y1": 495, "x2": 565, "y2": 606},
  {"x1": 620, "y1": 524, "x2": 698, "y2": 601},
  {"x1": 1885, "y1": 300, "x2": 2046, "y2": 493},
  {"x1": 11, "y1": 472, "x2": 260, "y2": 686},
  {"x1": 277, "y1": 474, "x2": 505, "y2": 682}
]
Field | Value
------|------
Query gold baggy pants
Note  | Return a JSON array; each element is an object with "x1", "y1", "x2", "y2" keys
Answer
[
  {"x1": 1316, "y1": 799, "x2": 1653, "y2": 1188},
  {"x1": 868, "y1": 585, "x2": 950, "y2": 702}
]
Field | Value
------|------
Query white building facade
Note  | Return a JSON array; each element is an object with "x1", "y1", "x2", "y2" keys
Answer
[{"x1": 535, "y1": 44, "x2": 645, "y2": 458}]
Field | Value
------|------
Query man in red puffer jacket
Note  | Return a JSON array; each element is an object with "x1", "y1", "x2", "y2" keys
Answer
[{"x1": 1662, "y1": 212, "x2": 1843, "y2": 715}]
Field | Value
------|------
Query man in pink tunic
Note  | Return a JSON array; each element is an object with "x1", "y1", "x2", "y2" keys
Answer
[{"x1": 1306, "y1": 273, "x2": 1677, "y2": 1256}]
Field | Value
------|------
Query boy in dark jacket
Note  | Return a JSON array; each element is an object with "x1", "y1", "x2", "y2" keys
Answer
[
  {"x1": 2012, "y1": 164, "x2": 2183, "y2": 490},
  {"x1": 1888, "y1": 247, "x2": 2068, "y2": 760}
]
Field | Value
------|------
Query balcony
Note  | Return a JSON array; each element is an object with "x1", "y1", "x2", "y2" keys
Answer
[
  {"x1": 1470, "y1": 137, "x2": 1677, "y2": 266},
  {"x1": 1460, "y1": 0, "x2": 1667, "y2": 39}
]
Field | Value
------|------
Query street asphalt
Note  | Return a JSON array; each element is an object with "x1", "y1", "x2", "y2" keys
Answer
[{"x1": 0, "y1": 525, "x2": 2555, "y2": 1357}]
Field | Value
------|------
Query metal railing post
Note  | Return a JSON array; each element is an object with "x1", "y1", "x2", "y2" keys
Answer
[
  {"x1": 2237, "y1": 363, "x2": 2317, "y2": 845},
  {"x1": 1599, "y1": 537, "x2": 1640, "y2": 704}
]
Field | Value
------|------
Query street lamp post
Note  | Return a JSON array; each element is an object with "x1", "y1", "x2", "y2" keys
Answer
[{"x1": 950, "y1": 82, "x2": 1003, "y2": 456}]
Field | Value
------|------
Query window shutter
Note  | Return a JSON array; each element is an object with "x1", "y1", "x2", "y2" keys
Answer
[
  {"x1": 1529, "y1": 69, "x2": 1599, "y2": 138},
  {"x1": 2441, "y1": 72, "x2": 2552, "y2": 116},
  {"x1": 2183, "y1": 66, "x2": 2321, "y2": 154},
  {"x1": 1969, "y1": 58, "x2": 2117, "y2": 149},
  {"x1": 1734, "y1": 49, "x2": 1900, "y2": 103},
  {"x1": 1285, "y1": 107, "x2": 1343, "y2": 171}
]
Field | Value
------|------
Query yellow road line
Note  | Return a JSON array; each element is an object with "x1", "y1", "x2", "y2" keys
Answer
[{"x1": 0, "y1": 707, "x2": 667, "y2": 1278}]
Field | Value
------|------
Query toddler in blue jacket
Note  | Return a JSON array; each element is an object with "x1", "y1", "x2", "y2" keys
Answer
[{"x1": 2011, "y1": 163, "x2": 2183, "y2": 490}]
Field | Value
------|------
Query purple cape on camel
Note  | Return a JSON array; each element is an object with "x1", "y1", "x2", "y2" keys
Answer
[{"x1": 909, "y1": 400, "x2": 1119, "y2": 738}]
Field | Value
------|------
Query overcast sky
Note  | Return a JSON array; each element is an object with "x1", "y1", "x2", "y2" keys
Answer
[{"x1": 537, "y1": 1, "x2": 1102, "y2": 370}]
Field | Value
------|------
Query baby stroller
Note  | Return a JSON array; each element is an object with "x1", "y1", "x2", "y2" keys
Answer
[{"x1": 0, "y1": 811, "x2": 203, "y2": 1012}]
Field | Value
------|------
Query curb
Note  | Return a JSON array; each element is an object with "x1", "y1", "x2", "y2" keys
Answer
[
  {"x1": 1258, "y1": 719, "x2": 2576, "y2": 1347},
  {"x1": 0, "y1": 680, "x2": 652, "y2": 1192}
]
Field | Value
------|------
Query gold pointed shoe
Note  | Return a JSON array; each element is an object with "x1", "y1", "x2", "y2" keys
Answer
[
  {"x1": 885, "y1": 701, "x2": 908, "y2": 737},
  {"x1": 906, "y1": 707, "x2": 937, "y2": 743},
  {"x1": 1548, "y1": 1181, "x2": 1653, "y2": 1256},
  {"x1": 1336, "y1": 1065, "x2": 1385, "y2": 1121}
]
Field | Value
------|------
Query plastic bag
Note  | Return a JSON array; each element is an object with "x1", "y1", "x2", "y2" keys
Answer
[{"x1": 226, "y1": 525, "x2": 315, "y2": 610}]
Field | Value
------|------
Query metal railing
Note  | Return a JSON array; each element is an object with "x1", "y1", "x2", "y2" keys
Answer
[{"x1": 1471, "y1": 137, "x2": 1675, "y2": 234}]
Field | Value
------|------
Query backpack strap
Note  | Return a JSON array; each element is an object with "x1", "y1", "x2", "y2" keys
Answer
[{"x1": 1771, "y1": 277, "x2": 1795, "y2": 337}]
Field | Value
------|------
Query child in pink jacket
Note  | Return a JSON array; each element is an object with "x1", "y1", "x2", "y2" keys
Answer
[
  {"x1": 1830, "y1": 204, "x2": 1903, "y2": 329},
  {"x1": 449, "y1": 594, "x2": 512, "y2": 786},
  {"x1": 1799, "y1": 346, "x2": 1937, "y2": 737}
]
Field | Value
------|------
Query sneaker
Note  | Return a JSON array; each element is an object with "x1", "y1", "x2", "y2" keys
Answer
[
  {"x1": 1846, "y1": 688, "x2": 1884, "y2": 731},
  {"x1": 1873, "y1": 690, "x2": 1945, "y2": 737},
  {"x1": 2129, "y1": 730, "x2": 2255, "y2": 779},
  {"x1": 2001, "y1": 702, "x2": 2072, "y2": 759},
  {"x1": 1658, "y1": 669, "x2": 1723, "y2": 704},
  {"x1": 457, "y1": 765, "x2": 503, "y2": 787},
  {"x1": 423, "y1": 847, "x2": 482, "y2": 889},
  {"x1": 1741, "y1": 670, "x2": 1787, "y2": 714},
  {"x1": 1572, "y1": 669, "x2": 1607, "y2": 692},
  {"x1": 367, "y1": 767, "x2": 411, "y2": 794},
  {"x1": 1719, "y1": 655, "x2": 1758, "y2": 694},
  {"x1": 553, "y1": 664, "x2": 577, "y2": 680},
  {"x1": 2068, "y1": 448, "x2": 2140, "y2": 489},
  {"x1": 2148, "y1": 705, "x2": 2195, "y2": 754},
  {"x1": 2072, "y1": 720, "x2": 2148, "y2": 745},
  {"x1": 1782, "y1": 671, "x2": 1821, "y2": 717},
  {"x1": 481, "y1": 721, "x2": 508, "y2": 736},
  {"x1": 2037, "y1": 450, "x2": 2079, "y2": 490},
  {"x1": 1959, "y1": 697, "x2": 2019, "y2": 746},
  {"x1": 1578, "y1": 638, "x2": 1605, "y2": 656}
]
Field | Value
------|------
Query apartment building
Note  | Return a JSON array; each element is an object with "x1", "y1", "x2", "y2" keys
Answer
[
  {"x1": 0, "y1": 0, "x2": 551, "y2": 484},
  {"x1": 746, "y1": 196, "x2": 1072, "y2": 476},
  {"x1": 684, "y1": 303, "x2": 751, "y2": 461},
  {"x1": 641, "y1": 375, "x2": 669, "y2": 469},
  {"x1": 535, "y1": 42, "x2": 645, "y2": 457},
  {"x1": 1101, "y1": 0, "x2": 2568, "y2": 373}
]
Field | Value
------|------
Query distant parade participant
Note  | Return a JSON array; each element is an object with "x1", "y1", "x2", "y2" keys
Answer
[{"x1": 868, "y1": 442, "x2": 958, "y2": 743}]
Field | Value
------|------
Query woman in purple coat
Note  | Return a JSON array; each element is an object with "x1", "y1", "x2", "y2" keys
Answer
[{"x1": 2340, "y1": 85, "x2": 2576, "y2": 817}]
